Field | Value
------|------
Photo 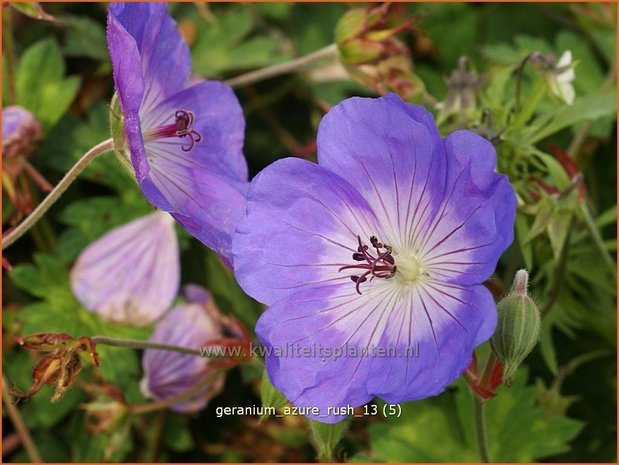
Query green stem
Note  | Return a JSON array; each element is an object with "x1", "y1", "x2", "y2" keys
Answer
[
  {"x1": 2, "y1": 138, "x2": 114, "y2": 250},
  {"x1": 225, "y1": 43, "x2": 339, "y2": 88},
  {"x1": 473, "y1": 393, "x2": 491, "y2": 463},
  {"x1": 91, "y1": 336, "x2": 204, "y2": 357}
]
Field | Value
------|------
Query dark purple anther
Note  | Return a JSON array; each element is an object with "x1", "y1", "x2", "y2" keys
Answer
[
  {"x1": 339, "y1": 235, "x2": 397, "y2": 294},
  {"x1": 174, "y1": 109, "x2": 203, "y2": 152}
]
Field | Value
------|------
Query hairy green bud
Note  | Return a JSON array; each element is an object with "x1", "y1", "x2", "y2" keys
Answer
[{"x1": 490, "y1": 269, "x2": 541, "y2": 386}]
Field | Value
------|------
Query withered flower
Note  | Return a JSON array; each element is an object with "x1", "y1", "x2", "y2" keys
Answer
[
  {"x1": 2, "y1": 106, "x2": 51, "y2": 224},
  {"x1": 437, "y1": 56, "x2": 484, "y2": 121},
  {"x1": 11, "y1": 333, "x2": 99, "y2": 403}
]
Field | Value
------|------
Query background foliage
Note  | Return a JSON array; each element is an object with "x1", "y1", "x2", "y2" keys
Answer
[{"x1": 2, "y1": 2, "x2": 616, "y2": 462}]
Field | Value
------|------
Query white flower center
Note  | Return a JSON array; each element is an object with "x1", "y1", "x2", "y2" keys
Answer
[{"x1": 394, "y1": 251, "x2": 427, "y2": 285}]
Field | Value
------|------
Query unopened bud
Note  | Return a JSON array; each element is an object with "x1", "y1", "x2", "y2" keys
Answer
[
  {"x1": 490, "y1": 270, "x2": 541, "y2": 386},
  {"x1": 334, "y1": 4, "x2": 424, "y2": 100}
]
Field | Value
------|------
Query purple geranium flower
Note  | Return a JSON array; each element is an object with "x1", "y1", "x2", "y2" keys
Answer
[
  {"x1": 140, "y1": 285, "x2": 225, "y2": 413},
  {"x1": 233, "y1": 93, "x2": 516, "y2": 423},
  {"x1": 107, "y1": 3, "x2": 248, "y2": 266},
  {"x1": 71, "y1": 211, "x2": 179, "y2": 325}
]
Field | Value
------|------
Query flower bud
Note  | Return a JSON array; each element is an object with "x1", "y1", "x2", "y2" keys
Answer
[
  {"x1": 490, "y1": 270, "x2": 541, "y2": 386},
  {"x1": 335, "y1": 4, "x2": 424, "y2": 100},
  {"x1": 140, "y1": 285, "x2": 234, "y2": 413}
]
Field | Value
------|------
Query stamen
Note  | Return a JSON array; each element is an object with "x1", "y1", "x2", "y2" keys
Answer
[
  {"x1": 144, "y1": 109, "x2": 203, "y2": 152},
  {"x1": 338, "y1": 235, "x2": 397, "y2": 295},
  {"x1": 174, "y1": 110, "x2": 203, "y2": 152}
]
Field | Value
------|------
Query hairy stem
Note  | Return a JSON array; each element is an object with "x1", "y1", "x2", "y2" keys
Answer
[
  {"x1": 2, "y1": 138, "x2": 114, "y2": 250},
  {"x1": 225, "y1": 43, "x2": 339, "y2": 88},
  {"x1": 2, "y1": 374, "x2": 42, "y2": 462},
  {"x1": 91, "y1": 336, "x2": 204, "y2": 357},
  {"x1": 473, "y1": 393, "x2": 491, "y2": 463}
]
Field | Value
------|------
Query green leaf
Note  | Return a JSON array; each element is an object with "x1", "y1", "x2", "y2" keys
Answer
[
  {"x1": 539, "y1": 321, "x2": 559, "y2": 375},
  {"x1": 40, "y1": 103, "x2": 134, "y2": 193},
  {"x1": 61, "y1": 15, "x2": 108, "y2": 60},
  {"x1": 367, "y1": 374, "x2": 582, "y2": 462},
  {"x1": 308, "y1": 416, "x2": 351, "y2": 461},
  {"x1": 204, "y1": 249, "x2": 262, "y2": 329},
  {"x1": 419, "y1": 4, "x2": 479, "y2": 67},
  {"x1": 192, "y1": 6, "x2": 292, "y2": 76},
  {"x1": 12, "y1": 431, "x2": 71, "y2": 462},
  {"x1": 515, "y1": 213, "x2": 533, "y2": 270},
  {"x1": 70, "y1": 415, "x2": 132, "y2": 462},
  {"x1": 11, "y1": 2, "x2": 60, "y2": 24},
  {"x1": 483, "y1": 65, "x2": 517, "y2": 108},
  {"x1": 286, "y1": 4, "x2": 344, "y2": 55},
  {"x1": 525, "y1": 209, "x2": 552, "y2": 244},
  {"x1": 10, "y1": 252, "x2": 148, "y2": 391},
  {"x1": 260, "y1": 369, "x2": 288, "y2": 419},
  {"x1": 163, "y1": 413, "x2": 195, "y2": 452},
  {"x1": 531, "y1": 91, "x2": 617, "y2": 143},
  {"x1": 256, "y1": 3, "x2": 293, "y2": 21},
  {"x1": 481, "y1": 42, "x2": 522, "y2": 65},
  {"x1": 15, "y1": 39, "x2": 81, "y2": 130},
  {"x1": 11, "y1": 254, "x2": 75, "y2": 305},
  {"x1": 548, "y1": 211, "x2": 572, "y2": 260},
  {"x1": 533, "y1": 150, "x2": 571, "y2": 190},
  {"x1": 535, "y1": 378, "x2": 580, "y2": 417},
  {"x1": 55, "y1": 195, "x2": 153, "y2": 261}
]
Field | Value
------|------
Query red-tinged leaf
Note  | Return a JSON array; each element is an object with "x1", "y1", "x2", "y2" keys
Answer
[{"x1": 488, "y1": 359, "x2": 504, "y2": 391}]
